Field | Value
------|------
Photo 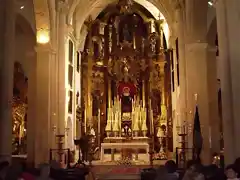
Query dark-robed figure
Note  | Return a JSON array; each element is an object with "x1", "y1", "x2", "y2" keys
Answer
[{"x1": 79, "y1": 133, "x2": 89, "y2": 162}]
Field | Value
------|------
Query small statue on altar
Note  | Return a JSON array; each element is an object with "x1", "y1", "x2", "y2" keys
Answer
[{"x1": 124, "y1": 125, "x2": 132, "y2": 137}]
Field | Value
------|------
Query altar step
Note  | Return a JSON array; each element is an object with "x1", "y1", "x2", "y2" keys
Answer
[{"x1": 91, "y1": 165, "x2": 148, "y2": 180}]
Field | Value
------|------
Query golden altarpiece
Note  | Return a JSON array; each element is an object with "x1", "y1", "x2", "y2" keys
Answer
[
  {"x1": 80, "y1": 0, "x2": 173, "y2": 162},
  {"x1": 12, "y1": 62, "x2": 28, "y2": 155}
]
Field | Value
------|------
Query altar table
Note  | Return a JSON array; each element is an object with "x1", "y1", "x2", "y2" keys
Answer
[{"x1": 100, "y1": 142, "x2": 149, "y2": 162}]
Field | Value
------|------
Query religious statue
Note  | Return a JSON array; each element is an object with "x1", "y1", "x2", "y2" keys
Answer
[
  {"x1": 99, "y1": 38, "x2": 104, "y2": 59},
  {"x1": 12, "y1": 62, "x2": 28, "y2": 154},
  {"x1": 119, "y1": 0, "x2": 133, "y2": 14},
  {"x1": 149, "y1": 34, "x2": 157, "y2": 53},
  {"x1": 123, "y1": 24, "x2": 132, "y2": 42}
]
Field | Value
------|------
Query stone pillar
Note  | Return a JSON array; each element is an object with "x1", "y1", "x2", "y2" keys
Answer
[
  {"x1": 185, "y1": 43, "x2": 212, "y2": 164},
  {"x1": 26, "y1": 51, "x2": 37, "y2": 166},
  {"x1": 57, "y1": 2, "x2": 67, "y2": 135},
  {"x1": 185, "y1": 43, "x2": 219, "y2": 163},
  {"x1": 215, "y1": 0, "x2": 240, "y2": 163},
  {"x1": 207, "y1": 47, "x2": 220, "y2": 155},
  {"x1": 175, "y1": 5, "x2": 187, "y2": 129},
  {"x1": 50, "y1": 50, "x2": 58, "y2": 149},
  {"x1": 34, "y1": 44, "x2": 52, "y2": 166},
  {"x1": 0, "y1": 0, "x2": 15, "y2": 163}
]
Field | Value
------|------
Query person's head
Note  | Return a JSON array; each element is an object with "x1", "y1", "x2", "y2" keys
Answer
[
  {"x1": 186, "y1": 163, "x2": 203, "y2": 176},
  {"x1": 165, "y1": 160, "x2": 177, "y2": 173},
  {"x1": 225, "y1": 164, "x2": 238, "y2": 179},
  {"x1": 156, "y1": 165, "x2": 168, "y2": 178},
  {"x1": 0, "y1": 161, "x2": 9, "y2": 171},
  {"x1": 234, "y1": 157, "x2": 240, "y2": 172},
  {"x1": 186, "y1": 159, "x2": 198, "y2": 169},
  {"x1": 204, "y1": 164, "x2": 218, "y2": 179},
  {"x1": 39, "y1": 163, "x2": 50, "y2": 177},
  {"x1": 234, "y1": 157, "x2": 240, "y2": 166}
]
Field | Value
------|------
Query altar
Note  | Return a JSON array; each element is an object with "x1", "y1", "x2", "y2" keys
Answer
[
  {"x1": 80, "y1": 0, "x2": 172, "y2": 163},
  {"x1": 100, "y1": 141, "x2": 150, "y2": 163}
]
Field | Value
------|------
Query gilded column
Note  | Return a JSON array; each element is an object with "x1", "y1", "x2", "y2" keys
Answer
[
  {"x1": 0, "y1": 0, "x2": 15, "y2": 163},
  {"x1": 86, "y1": 23, "x2": 94, "y2": 130},
  {"x1": 57, "y1": 1, "x2": 67, "y2": 135},
  {"x1": 87, "y1": 54, "x2": 93, "y2": 129}
]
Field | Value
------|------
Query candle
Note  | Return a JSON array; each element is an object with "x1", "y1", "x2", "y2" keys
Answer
[
  {"x1": 133, "y1": 32, "x2": 136, "y2": 49},
  {"x1": 84, "y1": 109, "x2": 87, "y2": 133},
  {"x1": 151, "y1": 110, "x2": 154, "y2": 135},
  {"x1": 150, "y1": 20, "x2": 156, "y2": 33},
  {"x1": 209, "y1": 127, "x2": 212, "y2": 148},
  {"x1": 142, "y1": 80, "x2": 145, "y2": 108}
]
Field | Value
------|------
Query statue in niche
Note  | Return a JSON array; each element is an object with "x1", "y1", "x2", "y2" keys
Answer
[
  {"x1": 123, "y1": 65, "x2": 130, "y2": 82},
  {"x1": 151, "y1": 89, "x2": 161, "y2": 115},
  {"x1": 12, "y1": 62, "x2": 28, "y2": 154},
  {"x1": 92, "y1": 90, "x2": 100, "y2": 116},
  {"x1": 123, "y1": 24, "x2": 132, "y2": 42}
]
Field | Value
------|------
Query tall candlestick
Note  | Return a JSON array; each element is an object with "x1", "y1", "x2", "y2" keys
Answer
[
  {"x1": 109, "y1": 25, "x2": 112, "y2": 53},
  {"x1": 141, "y1": 37, "x2": 145, "y2": 54},
  {"x1": 142, "y1": 80, "x2": 145, "y2": 108},
  {"x1": 84, "y1": 109, "x2": 87, "y2": 133},
  {"x1": 98, "y1": 109, "x2": 101, "y2": 148},
  {"x1": 108, "y1": 80, "x2": 111, "y2": 107},
  {"x1": 98, "y1": 109, "x2": 101, "y2": 134},
  {"x1": 151, "y1": 109, "x2": 154, "y2": 135}
]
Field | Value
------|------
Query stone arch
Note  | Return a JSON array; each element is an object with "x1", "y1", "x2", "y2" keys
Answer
[
  {"x1": 15, "y1": 13, "x2": 35, "y2": 80},
  {"x1": 207, "y1": 16, "x2": 217, "y2": 46},
  {"x1": 72, "y1": 0, "x2": 174, "y2": 45},
  {"x1": 16, "y1": 14, "x2": 36, "y2": 37}
]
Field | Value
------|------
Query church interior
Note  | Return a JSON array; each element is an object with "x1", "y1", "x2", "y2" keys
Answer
[{"x1": 1, "y1": 0, "x2": 240, "y2": 169}]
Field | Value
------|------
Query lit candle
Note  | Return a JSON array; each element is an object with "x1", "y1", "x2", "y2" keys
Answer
[{"x1": 133, "y1": 32, "x2": 136, "y2": 49}]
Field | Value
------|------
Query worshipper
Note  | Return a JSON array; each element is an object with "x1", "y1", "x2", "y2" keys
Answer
[
  {"x1": 234, "y1": 157, "x2": 240, "y2": 177},
  {"x1": 5, "y1": 164, "x2": 23, "y2": 180},
  {"x1": 0, "y1": 161, "x2": 9, "y2": 180},
  {"x1": 204, "y1": 164, "x2": 218, "y2": 180},
  {"x1": 36, "y1": 164, "x2": 52, "y2": 180},
  {"x1": 154, "y1": 165, "x2": 169, "y2": 180},
  {"x1": 164, "y1": 160, "x2": 179, "y2": 180},
  {"x1": 19, "y1": 162, "x2": 37, "y2": 180},
  {"x1": 182, "y1": 162, "x2": 204, "y2": 180},
  {"x1": 225, "y1": 164, "x2": 239, "y2": 180},
  {"x1": 79, "y1": 133, "x2": 89, "y2": 163}
]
